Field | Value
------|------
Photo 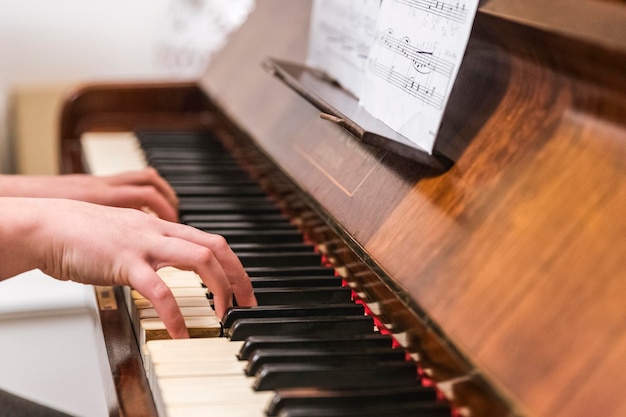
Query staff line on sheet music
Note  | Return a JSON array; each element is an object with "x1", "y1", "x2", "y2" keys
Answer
[
  {"x1": 376, "y1": 31, "x2": 455, "y2": 78},
  {"x1": 369, "y1": 60, "x2": 445, "y2": 109},
  {"x1": 395, "y1": 0, "x2": 468, "y2": 24}
]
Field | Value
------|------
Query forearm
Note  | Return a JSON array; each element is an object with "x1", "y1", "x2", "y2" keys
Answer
[{"x1": 0, "y1": 175, "x2": 58, "y2": 198}]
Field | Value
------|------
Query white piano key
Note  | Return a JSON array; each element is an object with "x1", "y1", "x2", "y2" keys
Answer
[
  {"x1": 139, "y1": 316, "x2": 222, "y2": 345},
  {"x1": 133, "y1": 296, "x2": 211, "y2": 310},
  {"x1": 81, "y1": 132, "x2": 147, "y2": 176},
  {"x1": 138, "y1": 306, "x2": 215, "y2": 319},
  {"x1": 158, "y1": 376, "x2": 272, "y2": 406},
  {"x1": 167, "y1": 404, "x2": 266, "y2": 417},
  {"x1": 154, "y1": 360, "x2": 246, "y2": 378},
  {"x1": 131, "y1": 287, "x2": 208, "y2": 299},
  {"x1": 146, "y1": 338, "x2": 243, "y2": 364},
  {"x1": 145, "y1": 339, "x2": 267, "y2": 417}
]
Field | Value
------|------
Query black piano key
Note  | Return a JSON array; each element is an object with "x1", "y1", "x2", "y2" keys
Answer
[
  {"x1": 173, "y1": 185, "x2": 266, "y2": 197},
  {"x1": 170, "y1": 178, "x2": 260, "y2": 188},
  {"x1": 218, "y1": 230, "x2": 304, "y2": 244},
  {"x1": 253, "y1": 361, "x2": 419, "y2": 391},
  {"x1": 182, "y1": 213, "x2": 289, "y2": 223},
  {"x1": 245, "y1": 266, "x2": 336, "y2": 277},
  {"x1": 221, "y1": 304, "x2": 364, "y2": 329},
  {"x1": 238, "y1": 252, "x2": 322, "y2": 268},
  {"x1": 246, "y1": 347, "x2": 406, "y2": 376},
  {"x1": 275, "y1": 402, "x2": 452, "y2": 417},
  {"x1": 253, "y1": 287, "x2": 352, "y2": 305},
  {"x1": 267, "y1": 386, "x2": 439, "y2": 417},
  {"x1": 179, "y1": 196, "x2": 273, "y2": 206},
  {"x1": 137, "y1": 130, "x2": 221, "y2": 144},
  {"x1": 231, "y1": 243, "x2": 317, "y2": 254},
  {"x1": 179, "y1": 202, "x2": 282, "y2": 215},
  {"x1": 228, "y1": 316, "x2": 375, "y2": 341},
  {"x1": 238, "y1": 334, "x2": 394, "y2": 361},
  {"x1": 145, "y1": 149, "x2": 237, "y2": 160},
  {"x1": 250, "y1": 276, "x2": 343, "y2": 288},
  {"x1": 164, "y1": 173, "x2": 253, "y2": 184},
  {"x1": 156, "y1": 163, "x2": 246, "y2": 174},
  {"x1": 189, "y1": 221, "x2": 297, "y2": 231}
]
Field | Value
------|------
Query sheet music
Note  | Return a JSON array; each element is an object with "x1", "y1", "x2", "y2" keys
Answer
[
  {"x1": 307, "y1": 0, "x2": 478, "y2": 155},
  {"x1": 360, "y1": 0, "x2": 478, "y2": 153},
  {"x1": 307, "y1": 0, "x2": 381, "y2": 97}
]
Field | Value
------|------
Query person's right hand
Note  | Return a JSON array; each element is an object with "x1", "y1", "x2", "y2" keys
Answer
[{"x1": 0, "y1": 197, "x2": 257, "y2": 338}]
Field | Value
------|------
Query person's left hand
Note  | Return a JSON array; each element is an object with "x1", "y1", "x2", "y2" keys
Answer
[{"x1": 0, "y1": 168, "x2": 179, "y2": 222}]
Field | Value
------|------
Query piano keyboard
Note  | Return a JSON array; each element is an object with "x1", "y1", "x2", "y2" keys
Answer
[{"x1": 82, "y1": 131, "x2": 452, "y2": 417}]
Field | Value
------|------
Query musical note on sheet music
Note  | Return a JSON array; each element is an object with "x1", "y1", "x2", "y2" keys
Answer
[{"x1": 360, "y1": 0, "x2": 478, "y2": 153}]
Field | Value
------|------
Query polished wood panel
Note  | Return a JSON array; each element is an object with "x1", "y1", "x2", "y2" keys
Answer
[{"x1": 199, "y1": 2, "x2": 626, "y2": 417}]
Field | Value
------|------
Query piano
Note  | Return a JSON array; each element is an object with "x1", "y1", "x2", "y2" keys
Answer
[{"x1": 58, "y1": 1, "x2": 626, "y2": 417}]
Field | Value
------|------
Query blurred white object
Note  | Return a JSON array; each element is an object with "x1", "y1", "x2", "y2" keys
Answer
[{"x1": 0, "y1": 270, "x2": 109, "y2": 417}]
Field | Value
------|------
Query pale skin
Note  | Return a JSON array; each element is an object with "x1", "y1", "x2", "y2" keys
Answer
[{"x1": 0, "y1": 168, "x2": 257, "y2": 338}]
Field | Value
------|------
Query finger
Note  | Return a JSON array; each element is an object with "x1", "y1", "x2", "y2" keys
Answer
[
  {"x1": 148, "y1": 237, "x2": 236, "y2": 319},
  {"x1": 106, "y1": 168, "x2": 179, "y2": 208},
  {"x1": 127, "y1": 263, "x2": 189, "y2": 339},
  {"x1": 111, "y1": 185, "x2": 179, "y2": 222},
  {"x1": 160, "y1": 224, "x2": 257, "y2": 307}
]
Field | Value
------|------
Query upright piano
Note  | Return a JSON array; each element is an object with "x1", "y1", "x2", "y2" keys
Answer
[{"x1": 59, "y1": 1, "x2": 626, "y2": 417}]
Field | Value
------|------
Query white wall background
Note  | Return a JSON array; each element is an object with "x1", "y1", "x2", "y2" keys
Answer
[{"x1": 0, "y1": 0, "x2": 254, "y2": 173}]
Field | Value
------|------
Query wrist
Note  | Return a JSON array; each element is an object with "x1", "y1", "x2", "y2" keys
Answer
[{"x1": 0, "y1": 197, "x2": 46, "y2": 279}]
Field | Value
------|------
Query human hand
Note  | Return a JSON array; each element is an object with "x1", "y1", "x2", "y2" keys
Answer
[
  {"x1": 0, "y1": 197, "x2": 256, "y2": 338},
  {"x1": 0, "y1": 168, "x2": 179, "y2": 222}
]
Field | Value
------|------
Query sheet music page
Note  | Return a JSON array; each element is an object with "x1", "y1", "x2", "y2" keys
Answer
[
  {"x1": 307, "y1": 0, "x2": 382, "y2": 97},
  {"x1": 359, "y1": 0, "x2": 479, "y2": 153}
]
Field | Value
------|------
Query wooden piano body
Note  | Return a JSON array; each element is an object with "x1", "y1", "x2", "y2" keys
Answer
[{"x1": 59, "y1": 1, "x2": 626, "y2": 417}]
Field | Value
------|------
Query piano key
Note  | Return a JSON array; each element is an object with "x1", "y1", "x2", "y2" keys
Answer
[
  {"x1": 139, "y1": 315, "x2": 221, "y2": 345},
  {"x1": 245, "y1": 347, "x2": 407, "y2": 376},
  {"x1": 133, "y1": 296, "x2": 211, "y2": 310},
  {"x1": 147, "y1": 338, "x2": 240, "y2": 359},
  {"x1": 246, "y1": 266, "x2": 336, "y2": 277},
  {"x1": 164, "y1": 173, "x2": 253, "y2": 185},
  {"x1": 189, "y1": 221, "x2": 297, "y2": 231},
  {"x1": 156, "y1": 164, "x2": 249, "y2": 175},
  {"x1": 274, "y1": 402, "x2": 452, "y2": 417},
  {"x1": 238, "y1": 252, "x2": 323, "y2": 268},
  {"x1": 157, "y1": 376, "x2": 272, "y2": 403},
  {"x1": 167, "y1": 405, "x2": 265, "y2": 417},
  {"x1": 182, "y1": 213, "x2": 289, "y2": 223},
  {"x1": 249, "y1": 276, "x2": 344, "y2": 288},
  {"x1": 221, "y1": 304, "x2": 365, "y2": 329},
  {"x1": 267, "y1": 386, "x2": 439, "y2": 417},
  {"x1": 237, "y1": 334, "x2": 395, "y2": 361},
  {"x1": 252, "y1": 287, "x2": 353, "y2": 305},
  {"x1": 217, "y1": 230, "x2": 305, "y2": 244},
  {"x1": 146, "y1": 151, "x2": 238, "y2": 162},
  {"x1": 232, "y1": 243, "x2": 318, "y2": 254},
  {"x1": 131, "y1": 287, "x2": 208, "y2": 299},
  {"x1": 173, "y1": 185, "x2": 266, "y2": 197},
  {"x1": 138, "y1": 306, "x2": 215, "y2": 319},
  {"x1": 227, "y1": 316, "x2": 375, "y2": 341},
  {"x1": 179, "y1": 201, "x2": 283, "y2": 215},
  {"x1": 170, "y1": 178, "x2": 260, "y2": 188},
  {"x1": 253, "y1": 361, "x2": 419, "y2": 391}
]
